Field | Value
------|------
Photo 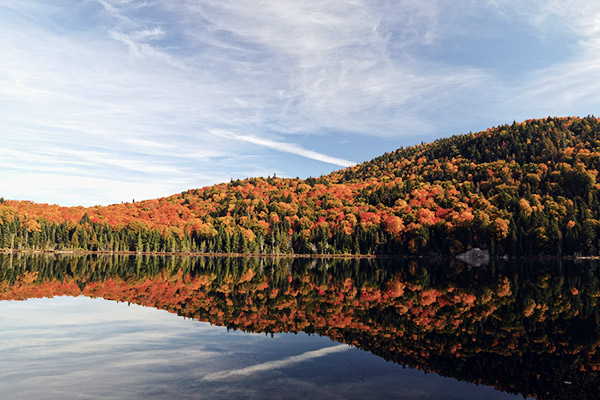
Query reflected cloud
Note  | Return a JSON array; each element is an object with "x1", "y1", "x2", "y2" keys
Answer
[
  {"x1": 0, "y1": 257, "x2": 555, "y2": 399},
  {"x1": 202, "y1": 344, "x2": 350, "y2": 382}
]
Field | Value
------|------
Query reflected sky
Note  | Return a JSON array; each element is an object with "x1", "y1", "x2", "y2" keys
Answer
[{"x1": 0, "y1": 296, "x2": 528, "y2": 400}]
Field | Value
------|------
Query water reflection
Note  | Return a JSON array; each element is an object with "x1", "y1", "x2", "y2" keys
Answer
[{"x1": 0, "y1": 254, "x2": 598, "y2": 399}]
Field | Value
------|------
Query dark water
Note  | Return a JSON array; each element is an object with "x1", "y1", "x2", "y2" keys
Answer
[{"x1": 0, "y1": 255, "x2": 598, "y2": 399}]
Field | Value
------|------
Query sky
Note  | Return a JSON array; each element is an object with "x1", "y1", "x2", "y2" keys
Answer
[{"x1": 1, "y1": 1, "x2": 600, "y2": 206}]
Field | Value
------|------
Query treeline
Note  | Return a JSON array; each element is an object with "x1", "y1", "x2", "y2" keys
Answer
[
  {"x1": 0, "y1": 212, "x2": 402, "y2": 255},
  {"x1": 2, "y1": 116, "x2": 600, "y2": 256}
]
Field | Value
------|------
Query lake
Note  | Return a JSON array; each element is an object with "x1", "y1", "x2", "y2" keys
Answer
[{"x1": 0, "y1": 254, "x2": 597, "y2": 399}]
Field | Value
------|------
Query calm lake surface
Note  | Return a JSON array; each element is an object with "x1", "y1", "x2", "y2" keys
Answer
[{"x1": 0, "y1": 255, "x2": 597, "y2": 399}]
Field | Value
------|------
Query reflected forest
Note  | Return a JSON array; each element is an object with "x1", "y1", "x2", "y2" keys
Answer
[{"x1": 1, "y1": 254, "x2": 599, "y2": 399}]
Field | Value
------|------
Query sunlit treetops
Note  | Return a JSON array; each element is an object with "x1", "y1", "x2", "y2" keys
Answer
[{"x1": 1, "y1": 116, "x2": 600, "y2": 256}]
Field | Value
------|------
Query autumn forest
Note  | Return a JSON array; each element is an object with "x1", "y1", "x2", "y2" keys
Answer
[{"x1": 2, "y1": 116, "x2": 600, "y2": 257}]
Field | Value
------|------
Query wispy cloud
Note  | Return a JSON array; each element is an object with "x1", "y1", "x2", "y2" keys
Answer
[
  {"x1": 110, "y1": 27, "x2": 185, "y2": 67},
  {"x1": 483, "y1": 1, "x2": 600, "y2": 118},
  {"x1": 202, "y1": 344, "x2": 350, "y2": 382},
  {"x1": 179, "y1": 0, "x2": 490, "y2": 136},
  {"x1": 215, "y1": 130, "x2": 356, "y2": 167},
  {"x1": 489, "y1": 0, "x2": 600, "y2": 37}
]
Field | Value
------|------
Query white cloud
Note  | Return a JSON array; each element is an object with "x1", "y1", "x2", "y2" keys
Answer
[
  {"x1": 214, "y1": 130, "x2": 356, "y2": 167},
  {"x1": 483, "y1": 1, "x2": 600, "y2": 117},
  {"x1": 110, "y1": 27, "x2": 185, "y2": 67},
  {"x1": 179, "y1": 0, "x2": 489, "y2": 136},
  {"x1": 492, "y1": 1, "x2": 600, "y2": 37},
  {"x1": 0, "y1": 172, "x2": 180, "y2": 206}
]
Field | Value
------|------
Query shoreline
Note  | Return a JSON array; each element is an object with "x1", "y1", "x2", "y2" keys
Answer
[
  {"x1": 0, "y1": 248, "x2": 599, "y2": 261},
  {"x1": 0, "y1": 248, "x2": 382, "y2": 259}
]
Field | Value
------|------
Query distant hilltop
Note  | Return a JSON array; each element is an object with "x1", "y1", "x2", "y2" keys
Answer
[{"x1": 1, "y1": 116, "x2": 600, "y2": 257}]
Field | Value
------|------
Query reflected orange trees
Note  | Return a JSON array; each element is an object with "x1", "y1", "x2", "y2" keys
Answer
[{"x1": 1, "y1": 254, "x2": 599, "y2": 400}]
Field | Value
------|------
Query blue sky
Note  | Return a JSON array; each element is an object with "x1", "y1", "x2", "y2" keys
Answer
[{"x1": 1, "y1": 1, "x2": 600, "y2": 206}]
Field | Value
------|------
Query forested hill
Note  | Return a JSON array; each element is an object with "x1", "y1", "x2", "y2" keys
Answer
[{"x1": 1, "y1": 116, "x2": 600, "y2": 257}]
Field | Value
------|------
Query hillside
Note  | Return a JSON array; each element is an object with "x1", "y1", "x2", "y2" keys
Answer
[{"x1": 1, "y1": 116, "x2": 600, "y2": 256}]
